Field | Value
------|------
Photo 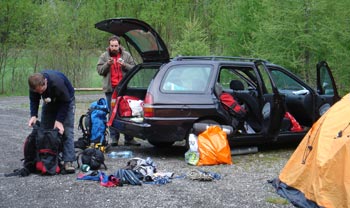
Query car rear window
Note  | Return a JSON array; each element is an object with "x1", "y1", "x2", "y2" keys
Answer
[
  {"x1": 128, "y1": 30, "x2": 165, "y2": 53},
  {"x1": 128, "y1": 67, "x2": 159, "y2": 88},
  {"x1": 161, "y1": 64, "x2": 212, "y2": 93}
]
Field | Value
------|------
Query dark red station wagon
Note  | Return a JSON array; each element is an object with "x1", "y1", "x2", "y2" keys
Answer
[{"x1": 95, "y1": 18, "x2": 339, "y2": 147}]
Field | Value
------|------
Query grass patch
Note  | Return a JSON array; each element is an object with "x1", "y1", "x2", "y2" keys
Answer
[
  {"x1": 266, "y1": 197, "x2": 289, "y2": 205},
  {"x1": 0, "y1": 54, "x2": 102, "y2": 96}
]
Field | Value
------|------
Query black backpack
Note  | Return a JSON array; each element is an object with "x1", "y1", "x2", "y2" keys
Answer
[
  {"x1": 76, "y1": 98, "x2": 109, "y2": 150},
  {"x1": 6, "y1": 122, "x2": 63, "y2": 177},
  {"x1": 77, "y1": 148, "x2": 107, "y2": 170},
  {"x1": 22, "y1": 125, "x2": 39, "y2": 174},
  {"x1": 35, "y1": 126, "x2": 63, "y2": 175}
]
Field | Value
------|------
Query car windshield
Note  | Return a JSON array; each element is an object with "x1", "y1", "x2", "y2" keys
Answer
[{"x1": 161, "y1": 64, "x2": 212, "y2": 93}]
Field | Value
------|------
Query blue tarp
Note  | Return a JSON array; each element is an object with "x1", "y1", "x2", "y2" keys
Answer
[{"x1": 269, "y1": 178, "x2": 322, "y2": 208}]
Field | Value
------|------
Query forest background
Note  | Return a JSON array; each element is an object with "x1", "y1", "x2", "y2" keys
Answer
[{"x1": 1, "y1": 0, "x2": 349, "y2": 96}]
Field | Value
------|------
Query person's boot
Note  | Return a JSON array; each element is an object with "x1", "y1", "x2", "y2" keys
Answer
[
  {"x1": 64, "y1": 162, "x2": 75, "y2": 174},
  {"x1": 110, "y1": 129, "x2": 120, "y2": 147}
]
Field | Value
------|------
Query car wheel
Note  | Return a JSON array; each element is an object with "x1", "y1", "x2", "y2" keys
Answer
[{"x1": 148, "y1": 140, "x2": 175, "y2": 148}]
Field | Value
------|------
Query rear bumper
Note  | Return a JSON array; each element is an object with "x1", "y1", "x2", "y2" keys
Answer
[{"x1": 112, "y1": 117, "x2": 196, "y2": 142}]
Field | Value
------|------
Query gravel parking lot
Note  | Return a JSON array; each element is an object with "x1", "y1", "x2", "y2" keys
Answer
[{"x1": 0, "y1": 94, "x2": 296, "y2": 208}]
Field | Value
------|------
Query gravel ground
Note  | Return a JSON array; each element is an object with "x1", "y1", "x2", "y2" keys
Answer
[{"x1": 0, "y1": 94, "x2": 296, "y2": 208}]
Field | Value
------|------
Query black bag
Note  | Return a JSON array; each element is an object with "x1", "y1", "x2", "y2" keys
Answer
[
  {"x1": 35, "y1": 126, "x2": 63, "y2": 175},
  {"x1": 77, "y1": 148, "x2": 107, "y2": 170},
  {"x1": 6, "y1": 121, "x2": 63, "y2": 177},
  {"x1": 74, "y1": 136, "x2": 90, "y2": 150},
  {"x1": 22, "y1": 126, "x2": 39, "y2": 173}
]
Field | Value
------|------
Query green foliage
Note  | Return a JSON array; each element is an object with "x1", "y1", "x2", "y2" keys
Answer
[
  {"x1": 1, "y1": 0, "x2": 350, "y2": 96},
  {"x1": 171, "y1": 17, "x2": 210, "y2": 56}
]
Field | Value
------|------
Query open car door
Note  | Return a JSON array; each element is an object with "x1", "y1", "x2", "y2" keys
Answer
[
  {"x1": 317, "y1": 61, "x2": 340, "y2": 101},
  {"x1": 316, "y1": 61, "x2": 340, "y2": 117},
  {"x1": 255, "y1": 61, "x2": 285, "y2": 139}
]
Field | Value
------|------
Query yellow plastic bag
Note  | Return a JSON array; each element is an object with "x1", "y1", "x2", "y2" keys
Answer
[{"x1": 197, "y1": 125, "x2": 233, "y2": 166}]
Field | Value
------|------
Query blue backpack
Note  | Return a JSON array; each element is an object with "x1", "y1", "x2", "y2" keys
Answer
[{"x1": 77, "y1": 98, "x2": 109, "y2": 147}]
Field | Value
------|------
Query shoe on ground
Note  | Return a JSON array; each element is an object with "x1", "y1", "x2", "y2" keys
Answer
[
  {"x1": 124, "y1": 139, "x2": 141, "y2": 146},
  {"x1": 188, "y1": 170, "x2": 213, "y2": 181},
  {"x1": 64, "y1": 162, "x2": 75, "y2": 174}
]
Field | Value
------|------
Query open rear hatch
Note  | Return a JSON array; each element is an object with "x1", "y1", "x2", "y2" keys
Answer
[{"x1": 95, "y1": 18, "x2": 169, "y2": 63}]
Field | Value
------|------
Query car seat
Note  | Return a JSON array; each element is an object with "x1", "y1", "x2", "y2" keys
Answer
[
  {"x1": 215, "y1": 82, "x2": 245, "y2": 133},
  {"x1": 229, "y1": 80, "x2": 262, "y2": 132}
]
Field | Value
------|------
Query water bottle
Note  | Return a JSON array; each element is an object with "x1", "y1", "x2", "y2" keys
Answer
[
  {"x1": 80, "y1": 164, "x2": 90, "y2": 172},
  {"x1": 188, "y1": 133, "x2": 198, "y2": 152},
  {"x1": 107, "y1": 151, "x2": 133, "y2": 158}
]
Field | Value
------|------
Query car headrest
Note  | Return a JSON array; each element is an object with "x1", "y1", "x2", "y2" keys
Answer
[{"x1": 230, "y1": 80, "x2": 244, "y2": 90}]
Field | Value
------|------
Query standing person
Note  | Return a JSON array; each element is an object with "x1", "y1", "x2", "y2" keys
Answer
[
  {"x1": 97, "y1": 35, "x2": 140, "y2": 147},
  {"x1": 28, "y1": 70, "x2": 76, "y2": 173}
]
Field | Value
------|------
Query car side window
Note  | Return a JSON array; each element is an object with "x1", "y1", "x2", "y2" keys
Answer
[
  {"x1": 161, "y1": 65, "x2": 212, "y2": 93},
  {"x1": 256, "y1": 64, "x2": 274, "y2": 94},
  {"x1": 218, "y1": 67, "x2": 256, "y2": 92},
  {"x1": 269, "y1": 69, "x2": 308, "y2": 94},
  {"x1": 318, "y1": 65, "x2": 334, "y2": 95}
]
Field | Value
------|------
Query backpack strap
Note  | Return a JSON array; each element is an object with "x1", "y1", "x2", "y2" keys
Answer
[
  {"x1": 101, "y1": 162, "x2": 108, "y2": 170},
  {"x1": 76, "y1": 151, "x2": 83, "y2": 169},
  {"x1": 78, "y1": 114, "x2": 89, "y2": 137},
  {"x1": 5, "y1": 168, "x2": 31, "y2": 177}
]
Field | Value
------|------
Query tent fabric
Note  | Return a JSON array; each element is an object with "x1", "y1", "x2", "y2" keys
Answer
[
  {"x1": 269, "y1": 178, "x2": 320, "y2": 208},
  {"x1": 271, "y1": 93, "x2": 350, "y2": 208}
]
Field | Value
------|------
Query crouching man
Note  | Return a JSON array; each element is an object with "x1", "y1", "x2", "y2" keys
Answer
[{"x1": 27, "y1": 70, "x2": 76, "y2": 173}]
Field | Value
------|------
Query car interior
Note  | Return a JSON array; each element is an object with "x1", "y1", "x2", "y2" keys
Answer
[
  {"x1": 215, "y1": 81, "x2": 260, "y2": 134},
  {"x1": 229, "y1": 79, "x2": 262, "y2": 132},
  {"x1": 268, "y1": 68, "x2": 314, "y2": 127}
]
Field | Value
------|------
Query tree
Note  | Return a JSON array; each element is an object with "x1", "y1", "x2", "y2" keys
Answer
[
  {"x1": 0, "y1": 1, "x2": 36, "y2": 94},
  {"x1": 171, "y1": 17, "x2": 210, "y2": 56},
  {"x1": 0, "y1": 0, "x2": 349, "y2": 95}
]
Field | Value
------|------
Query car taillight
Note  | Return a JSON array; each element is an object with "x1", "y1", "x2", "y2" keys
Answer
[
  {"x1": 111, "y1": 90, "x2": 118, "y2": 109},
  {"x1": 143, "y1": 92, "x2": 154, "y2": 117}
]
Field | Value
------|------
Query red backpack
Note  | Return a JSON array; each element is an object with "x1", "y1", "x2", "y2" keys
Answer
[{"x1": 220, "y1": 92, "x2": 246, "y2": 119}]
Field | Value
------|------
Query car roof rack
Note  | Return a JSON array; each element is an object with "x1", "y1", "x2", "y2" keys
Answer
[{"x1": 172, "y1": 56, "x2": 268, "y2": 63}]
